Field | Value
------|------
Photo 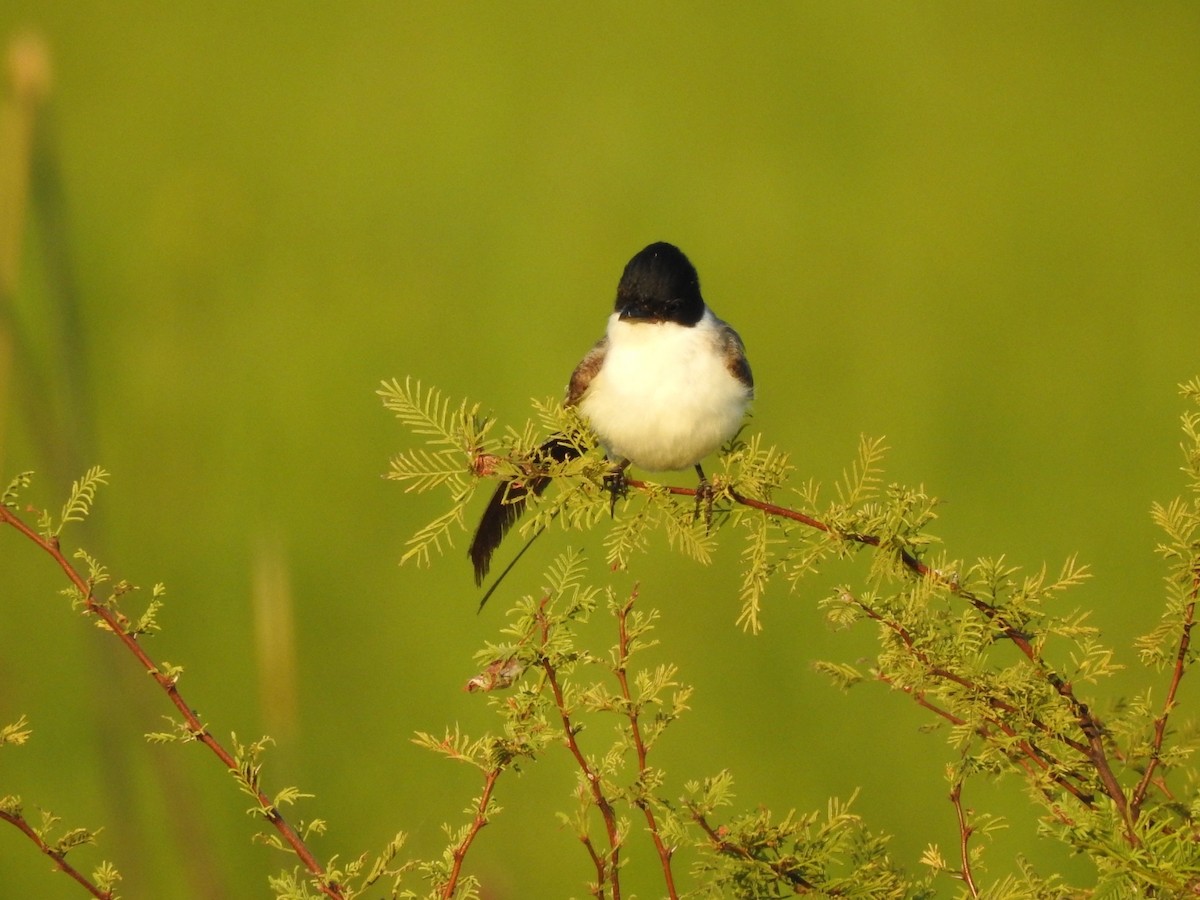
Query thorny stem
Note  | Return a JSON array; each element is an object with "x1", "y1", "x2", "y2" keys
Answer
[
  {"x1": 613, "y1": 589, "x2": 679, "y2": 900},
  {"x1": 0, "y1": 809, "x2": 112, "y2": 899},
  {"x1": 949, "y1": 780, "x2": 979, "y2": 899},
  {"x1": 0, "y1": 506, "x2": 344, "y2": 900},
  {"x1": 536, "y1": 601, "x2": 623, "y2": 900}
]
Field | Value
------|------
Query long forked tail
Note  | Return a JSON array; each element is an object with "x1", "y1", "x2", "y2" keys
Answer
[{"x1": 468, "y1": 436, "x2": 582, "y2": 586}]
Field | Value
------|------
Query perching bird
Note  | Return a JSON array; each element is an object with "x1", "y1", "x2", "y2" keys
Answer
[{"x1": 468, "y1": 241, "x2": 753, "y2": 589}]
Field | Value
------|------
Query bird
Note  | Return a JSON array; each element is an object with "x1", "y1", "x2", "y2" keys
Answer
[{"x1": 468, "y1": 241, "x2": 754, "y2": 591}]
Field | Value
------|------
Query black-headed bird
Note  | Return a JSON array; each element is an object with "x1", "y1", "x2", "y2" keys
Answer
[{"x1": 469, "y1": 241, "x2": 754, "y2": 590}]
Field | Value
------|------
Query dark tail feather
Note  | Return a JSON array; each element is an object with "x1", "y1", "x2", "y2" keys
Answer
[
  {"x1": 469, "y1": 479, "x2": 537, "y2": 586},
  {"x1": 468, "y1": 436, "x2": 581, "y2": 586},
  {"x1": 476, "y1": 523, "x2": 547, "y2": 611}
]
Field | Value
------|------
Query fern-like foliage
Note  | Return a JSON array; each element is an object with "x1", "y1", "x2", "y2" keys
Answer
[
  {"x1": 684, "y1": 783, "x2": 930, "y2": 898},
  {"x1": 378, "y1": 378, "x2": 495, "y2": 565},
  {"x1": 0, "y1": 715, "x2": 32, "y2": 747},
  {"x1": 1, "y1": 471, "x2": 33, "y2": 510},
  {"x1": 49, "y1": 465, "x2": 109, "y2": 537},
  {"x1": 380, "y1": 379, "x2": 921, "y2": 632}
]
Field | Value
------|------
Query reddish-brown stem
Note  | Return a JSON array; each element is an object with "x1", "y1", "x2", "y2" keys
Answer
[
  {"x1": 626, "y1": 479, "x2": 1136, "y2": 841},
  {"x1": 537, "y1": 607, "x2": 622, "y2": 900},
  {"x1": 855, "y1": 597, "x2": 1093, "y2": 793},
  {"x1": 878, "y1": 676, "x2": 968, "y2": 727},
  {"x1": 1132, "y1": 568, "x2": 1199, "y2": 819},
  {"x1": 612, "y1": 590, "x2": 679, "y2": 900},
  {"x1": 578, "y1": 832, "x2": 606, "y2": 898},
  {"x1": 442, "y1": 767, "x2": 502, "y2": 899},
  {"x1": 875, "y1": 671, "x2": 1093, "y2": 810},
  {"x1": 689, "y1": 810, "x2": 814, "y2": 893},
  {"x1": 0, "y1": 809, "x2": 112, "y2": 899},
  {"x1": 949, "y1": 781, "x2": 979, "y2": 898},
  {"x1": 0, "y1": 507, "x2": 343, "y2": 899}
]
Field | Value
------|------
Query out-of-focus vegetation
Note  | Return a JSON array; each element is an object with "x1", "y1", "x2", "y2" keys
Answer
[{"x1": 1, "y1": 4, "x2": 1198, "y2": 897}]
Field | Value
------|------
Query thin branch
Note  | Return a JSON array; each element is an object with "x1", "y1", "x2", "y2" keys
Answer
[
  {"x1": 578, "y1": 832, "x2": 606, "y2": 899},
  {"x1": 0, "y1": 506, "x2": 344, "y2": 899},
  {"x1": 442, "y1": 767, "x2": 502, "y2": 900},
  {"x1": 853, "y1": 595, "x2": 1095, "y2": 797},
  {"x1": 627, "y1": 479, "x2": 1136, "y2": 841},
  {"x1": 612, "y1": 589, "x2": 678, "y2": 900},
  {"x1": 874, "y1": 670, "x2": 1093, "y2": 812},
  {"x1": 536, "y1": 604, "x2": 623, "y2": 900},
  {"x1": 949, "y1": 780, "x2": 979, "y2": 899},
  {"x1": 689, "y1": 810, "x2": 814, "y2": 893},
  {"x1": 1132, "y1": 567, "x2": 1199, "y2": 819},
  {"x1": 876, "y1": 675, "x2": 967, "y2": 727},
  {"x1": 0, "y1": 808, "x2": 112, "y2": 899}
]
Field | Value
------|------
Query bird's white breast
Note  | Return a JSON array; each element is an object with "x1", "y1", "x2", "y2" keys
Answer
[{"x1": 578, "y1": 309, "x2": 751, "y2": 472}]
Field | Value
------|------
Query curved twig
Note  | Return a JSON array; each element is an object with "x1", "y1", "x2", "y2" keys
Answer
[
  {"x1": 0, "y1": 506, "x2": 344, "y2": 899},
  {"x1": 624, "y1": 477, "x2": 1136, "y2": 842}
]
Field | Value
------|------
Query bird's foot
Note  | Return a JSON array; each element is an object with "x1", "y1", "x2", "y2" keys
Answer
[
  {"x1": 694, "y1": 474, "x2": 714, "y2": 532},
  {"x1": 604, "y1": 462, "x2": 629, "y2": 517}
]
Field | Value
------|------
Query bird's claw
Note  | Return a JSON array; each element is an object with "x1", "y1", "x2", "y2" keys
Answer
[
  {"x1": 694, "y1": 477, "x2": 714, "y2": 532},
  {"x1": 604, "y1": 465, "x2": 628, "y2": 517}
]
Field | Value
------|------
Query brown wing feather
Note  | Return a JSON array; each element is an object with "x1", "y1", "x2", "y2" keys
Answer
[
  {"x1": 566, "y1": 337, "x2": 608, "y2": 407},
  {"x1": 718, "y1": 323, "x2": 753, "y2": 395}
]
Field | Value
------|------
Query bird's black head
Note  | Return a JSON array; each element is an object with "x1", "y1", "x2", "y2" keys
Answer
[{"x1": 613, "y1": 242, "x2": 704, "y2": 326}]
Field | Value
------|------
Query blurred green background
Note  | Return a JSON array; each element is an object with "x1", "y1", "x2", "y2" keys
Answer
[{"x1": 1, "y1": 3, "x2": 1198, "y2": 897}]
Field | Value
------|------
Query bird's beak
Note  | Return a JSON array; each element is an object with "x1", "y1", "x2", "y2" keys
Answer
[{"x1": 618, "y1": 300, "x2": 661, "y2": 322}]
